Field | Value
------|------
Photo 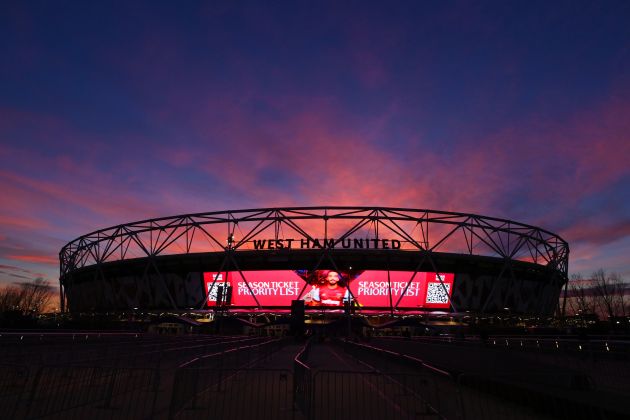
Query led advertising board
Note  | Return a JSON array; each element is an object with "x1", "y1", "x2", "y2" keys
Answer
[{"x1": 203, "y1": 270, "x2": 454, "y2": 309}]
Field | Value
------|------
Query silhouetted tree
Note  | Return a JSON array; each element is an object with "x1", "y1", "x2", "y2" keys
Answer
[
  {"x1": 0, "y1": 284, "x2": 22, "y2": 312},
  {"x1": 592, "y1": 269, "x2": 627, "y2": 318},
  {"x1": 0, "y1": 278, "x2": 54, "y2": 315},
  {"x1": 610, "y1": 272, "x2": 628, "y2": 317},
  {"x1": 567, "y1": 273, "x2": 596, "y2": 315}
]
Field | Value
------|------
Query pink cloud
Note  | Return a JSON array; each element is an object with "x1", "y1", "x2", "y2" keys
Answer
[
  {"x1": 146, "y1": 92, "x2": 504, "y2": 220},
  {"x1": 148, "y1": 95, "x2": 447, "y2": 211},
  {"x1": 6, "y1": 254, "x2": 58, "y2": 265},
  {"x1": 472, "y1": 92, "x2": 629, "y2": 208},
  {"x1": 0, "y1": 263, "x2": 32, "y2": 273},
  {"x1": 0, "y1": 214, "x2": 49, "y2": 231},
  {"x1": 0, "y1": 153, "x2": 175, "y2": 233},
  {"x1": 560, "y1": 220, "x2": 630, "y2": 246},
  {"x1": 0, "y1": 263, "x2": 55, "y2": 282},
  {"x1": 2, "y1": 65, "x2": 628, "y2": 283}
]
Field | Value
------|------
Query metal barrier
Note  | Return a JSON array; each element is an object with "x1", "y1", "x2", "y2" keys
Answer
[
  {"x1": 346, "y1": 338, "x2": 630, "y2": 419},
  {"x1": 0, "y1": 364, "x2": 29, "y2": 419},
  {"x1": 178, "y1": 337, "x2": 284, "y2": 369},
  {"x1": 293, "y1": 338, "x2": 313, "y2": 418},
  {"x1": 170, "y1": 368, "x2": 294, "y2": 420},
  {"x1": 0, "y1": 335, "x2": 287, "y2": 420},
  {"x1": 23, "y1": 365, "x2": 159, "y2": 419},
  {"x1": 456, "y1": 373, "x2": 610, "y2": 420},
  {"x1": 2, "y1": 333, "x2": 629, "y2": 419},
  {"x1": 376, "y1": 335, "x2": 630, "y2": 397},
  {"x1": 342, "y1": 340, "x2": 458, "y2": 419},
  {"x1": 310, "y1": 370, "x2": 443, "y2": 420},
  {"x1": 4, "y1": 353, "x2": 611, "y2": 420},
  {"x1": 170, "y1": 338, "x2": 287, "y2": 418}
]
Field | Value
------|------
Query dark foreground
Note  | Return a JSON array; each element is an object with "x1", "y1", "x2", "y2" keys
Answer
[{"x1": 0, "y1": 331, "x2": 628, "y2": 419}]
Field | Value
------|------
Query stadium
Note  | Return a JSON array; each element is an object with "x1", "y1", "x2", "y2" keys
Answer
[{"x1": 59, "y1": 206, "x2": 569, "y2": 316}]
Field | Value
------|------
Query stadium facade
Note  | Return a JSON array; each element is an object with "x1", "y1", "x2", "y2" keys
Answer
[{"x1": 59, "y1": 207, "x2": 569, "y2": 315}]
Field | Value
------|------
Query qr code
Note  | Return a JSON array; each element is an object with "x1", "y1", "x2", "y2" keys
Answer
[
  {"x1": 207, "y1": 274, "x2": 225, "y2": 301},
  {"x1": 207, "y1": 283, "x2": 222, "y2": 301},
  {"x1": 425, "y1": 282, "x2": 451, "y2": 304}
]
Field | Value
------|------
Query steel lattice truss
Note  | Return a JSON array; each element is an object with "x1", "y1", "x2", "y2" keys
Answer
[
  {"x1": 60, "y1": 207, "x2": 569, "y2": 274},
  {"x1": 60, "y1": 207, "x2": 569, "y2": 313}
]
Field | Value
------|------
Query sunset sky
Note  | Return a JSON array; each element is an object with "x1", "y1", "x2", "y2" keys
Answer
[{"x1": 1, "y1": 1, "x2": 629, "y2": 293}]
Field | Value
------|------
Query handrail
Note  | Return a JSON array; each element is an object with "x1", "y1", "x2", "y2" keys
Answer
[
  {"x1": 178, "y1": 338, "x2": 281, "y2": 369},
  {"x1": 343, "y1": 339, "x2": 456, "y2": 379}
]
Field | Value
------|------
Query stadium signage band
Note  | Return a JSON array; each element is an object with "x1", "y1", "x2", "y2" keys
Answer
[
  {"x1": 251, "y1": 238, "x2": 402, "y2": 250},
  {"x1": 204, "y1": 270, "x2": 455, "y2": 308}
]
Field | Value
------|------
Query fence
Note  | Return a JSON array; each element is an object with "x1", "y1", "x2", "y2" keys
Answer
[
  {"x1": 342, "y1": 338, "x2": 630, "y2": 420},
  {"x1": 293, "y1": 338, "x2": 313, "y2": 417},
  {"x1": 23, "y1": 366, "x2": 159, "y2": 419},
  {"x1": 456, "y1": 373, "x2": 605, "y2": 420},
  {"x1": 342, "y1": 340, "x2": 458, "y2": 419},
  {"x1": 170, "y1": 369, "x2": 294, "y2": 420},
  {"x1": 0, "y1": 336, "x2": 289, "y2": 420},
  {"x1": 1, "y1": 333, "x2": 628, "y2": 419},
  {"x1": 0, "y1": 364, "x2": 30, "y2": 419},
  {"x1": 372, "y1": 335, "x2": 630, "y2": 397},
  {"x1": 310, "y1": 370, "x2": 444, "y2": 420},
  {"x1": 170, "y1": 338, "x2": 287, "y2": 418}
]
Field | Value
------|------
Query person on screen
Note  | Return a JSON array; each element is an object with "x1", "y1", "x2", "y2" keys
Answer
[
  {"x1": 315, "y1": 270, "x2": 350, "y2": 307},
  {"x1": 302, "y1": 283, "x2": 320, "y2": 306},
  {"x1": 301, "y1": 270, "x2": 322, "y2": 306}
]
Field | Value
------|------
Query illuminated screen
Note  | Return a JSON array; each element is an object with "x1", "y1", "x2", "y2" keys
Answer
[{"x1": 203, "y1": 270, "x2": 454, "y2": 309}]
